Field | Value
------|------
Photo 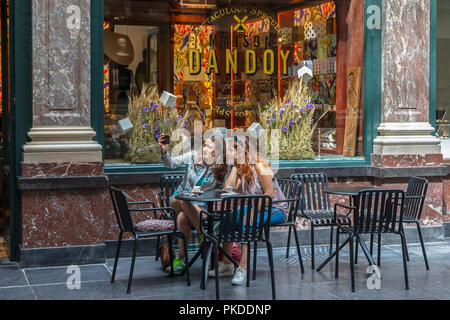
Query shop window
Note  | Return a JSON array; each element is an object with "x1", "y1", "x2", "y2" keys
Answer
[
  {"x1": 103, "y1": 0, "x2": 364, "y2": 164},
  {"x1": 437, "y1": 0, "x2": 450, "y2": 161}
]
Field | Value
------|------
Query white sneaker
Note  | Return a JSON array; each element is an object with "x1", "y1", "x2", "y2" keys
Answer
[
  {"x1": 208, "y1": 261, "x2": 235, "y2": 278},
  {"x1": 231, "y1": 267, "x2": 247, "y2": 285}
]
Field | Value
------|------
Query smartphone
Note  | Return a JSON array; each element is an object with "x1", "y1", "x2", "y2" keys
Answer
[{"x1": 162, "y1": 135, "x2": 170, "y2": 145}]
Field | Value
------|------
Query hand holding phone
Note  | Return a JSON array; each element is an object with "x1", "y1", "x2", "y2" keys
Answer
[{"x1": 158, "y1": 134, "x2": 169, "y2": 154}]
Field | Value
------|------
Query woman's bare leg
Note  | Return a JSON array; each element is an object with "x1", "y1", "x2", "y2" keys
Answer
[
  {"x1": 176, "y1": 211, "x2": 192, "y2": 259},
  {"x1": 169, "y1": 198, "x2": 192, "y2": 260},
  {"x1": 169, "y1": 197, "x2": 184, "y2": 214},
  {"x1": 180, "y1": 201, "x2": 202, "y2": 233},
  {"x1": 221, "y1": 242, "x2": 247, "y2": 268},
  {"x1": 221, "y1": 243, "x2": 233, "y2": 264},
  {"x1": 239, "y1": 244, "x2": 248, "y2": 270}
]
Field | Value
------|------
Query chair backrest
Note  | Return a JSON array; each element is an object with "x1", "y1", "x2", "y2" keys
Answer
[
  {"x1": 404, "y1": 176, "x2": 428, "y2": 221},
  {"x1": 110, "y1": 187, "x2": 135, "y2": 234},
  {"x1": 159, "y1": 174, "x2": 184, "y2": 207},
  {"x1": 277, "y1": 179, "x2": 302, "y2": 223},
  {"x1": 217, "y1": 195, "x2": 272, "y2": 244},
  {"x1": 291, "y1": 173, "x2": 331, "y2": 216},
  {"x1": 353, "y1": 189, "x2": 405, "y2": 235}
]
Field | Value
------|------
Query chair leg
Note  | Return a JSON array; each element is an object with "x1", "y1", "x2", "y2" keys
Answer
[
  {"x1": 252, "y1": 241, "x2": 257, "y2": 280},
  {"x1": 356, "y1": 235, "x2": 377, "y2": 267},
  {"x1": 349, "y1": 236, "x2": 355, "y2": 292},
  {"x1": 329, "y1": 226, "x2": 334, "y2": 255},
  {"x1": 416, "y1": 222, "x2": 430, "y2": 270},
  {"x1": 155, "y1": 236, "x2": 161, "y2": 261},
  {"x1": 369, "y1": 232, "x2": 374, "y2": 256},
  {"x1": 292, "y1": 225, "x2": 305, "y2": 274},
  {"x1": 335, "y1": 227, "x2": 340, "y2": 278},
  {"x1": 111, "y1": 231, "x2": 123, "y2": 283},
  {"x1": 266, "y1": 241, "x2": 276, "y2": 300},
  {"x1": 168, "y1": 235, "x2": 174, "y2": 277},
  {"x1": 399, "y1": 232, "x2": 410, "y2": 290},
  {"x1": 246, "y1": 242, "x2": 251, "y2": 287},
  {"x1": 377, "y1": 233, "x2": 381, "y2": 267},
  {"x1": 127, "y1": 238, "x2": 138, "y2": 294},
  {"x1": 181, "y1": 233, "x2": 191, "y2": 286},
  {"x1": 286, "y1": 225, "x2": 292, "y2": 258},
  {"x1": 311, "y1": 225, "x2": 315, "y2": 269},
  {"x1": 213, "y1": 243, "x2": 220, "y2": 300},
  {"x1": 354, "y1": 239, "x2": 359, "y2": 264},
  {"x1": 402, "y1": 225, "x2": 410, "y2": 261}
]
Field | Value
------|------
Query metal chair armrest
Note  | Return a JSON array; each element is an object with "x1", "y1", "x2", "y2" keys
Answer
[
  {"x1": 128, "y1": 201, "x2": 156, "y2": 207},
  {"x1": 273, "y1": 198, "x2": 298, "y2": 205},
  {"x1": 334, "y1": 203, "x2": 356, "y2": 220},
  {"x1": 404, "y1": 195, "x2": 424, "y2": 200}
]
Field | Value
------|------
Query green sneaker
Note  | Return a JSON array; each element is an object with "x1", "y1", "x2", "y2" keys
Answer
[{"x1": 165, "y1": 257, "x2": 186, "y2": 275}]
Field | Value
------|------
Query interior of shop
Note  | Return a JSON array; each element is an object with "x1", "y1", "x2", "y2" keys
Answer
[{"x1": 437, "y1": 0, "x2": 450, "y2": 153}]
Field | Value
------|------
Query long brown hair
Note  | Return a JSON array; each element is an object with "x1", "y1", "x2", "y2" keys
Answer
[
  {"x1": 212, "y1": 136, "x2": 229, "y2": 186},
  {"x1": 197, "y1": 135, "x2": 229, "y2": 186},
  {"x1": 234, "y1": 138, "x2": 269, "y2": 191}
]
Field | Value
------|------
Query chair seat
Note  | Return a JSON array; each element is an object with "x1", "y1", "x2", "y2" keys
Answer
[
  {"x1": 135, "y1": 219, "x2": 174, "y2": 232},
  {"x1": 303, "y1": 210, "x2": 351, "y2": 226}
]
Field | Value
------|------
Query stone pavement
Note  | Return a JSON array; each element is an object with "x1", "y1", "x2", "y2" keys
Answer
[{"x1": 0, "y1": 241, "x2": 449, "y2": 300}]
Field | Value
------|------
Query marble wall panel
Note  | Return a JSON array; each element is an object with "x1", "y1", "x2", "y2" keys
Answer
[
  {"x1": 22, "y1": 188, "x2": 112, "y2": 248},
  {"x1": 382, "y1": 0, "x2": 430, "y2": 122},
  {"x1": 22, "y1": 162, "x2": 104, "y2": 178},
  {"x1": 372, "y1": 154, "x2": 444, "y2": 167},
  {"x1": 443, "y1": 178, "x2": 450, "y2": 221},
  {"x1": 32, "y1": 0, "x2": 91, "y2": 127},
  {"x1": 21, "y1": 185, "x2": 161, "y2": 248}
]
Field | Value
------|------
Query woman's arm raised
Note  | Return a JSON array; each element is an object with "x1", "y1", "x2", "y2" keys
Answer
[{"x1": 255, "y1": 162, "x2": 274, "y2": 197}]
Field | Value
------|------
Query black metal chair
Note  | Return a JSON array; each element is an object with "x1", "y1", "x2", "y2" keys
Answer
[
  {"x1": 158, "y1": 173, "x2": 211, "y2": 268},
  {"x1": 334, "y1": 189, "x2": 408, "y2": 292},
  {"x1": 109, "y1": 186, "x2": 191, "y2": 294},
  {"x1": 155, "y1": 174, "x2": 184, "y2": 261},
  {"x1": 402, "y1": 176, "x2": 429, "y2": 270},
  {"x1": 291, "y1": 173, "x2": 351, "y2": 269},
  {"x1": 365, "y1": 177, "x2": 430, "y2": 270},
  {"x1": 200, "y1": 195, "x2": 276, "y2": 300},
  {"x1": 252, "y1": 179, "x2": 304, "y2": 280}
]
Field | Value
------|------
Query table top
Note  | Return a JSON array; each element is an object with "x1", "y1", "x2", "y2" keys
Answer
[
  {"x1": 175, "y1": 189, "x2": 237, "y2": 203},
  {"x1": 324, "y1": 186, "x2": 384, "y2": 196}
]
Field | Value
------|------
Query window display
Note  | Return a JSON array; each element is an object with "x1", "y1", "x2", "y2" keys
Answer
[{"x1": 103, "y1": 0, "x2": 363, "y2": 163}]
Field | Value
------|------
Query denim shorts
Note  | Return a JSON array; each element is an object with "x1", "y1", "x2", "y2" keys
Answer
[
  {"x1": 223, "y1": 205, "x2": 286, "y2": 233},
  {"x1": 192, "y1": 202, "x2": 208, "y2": 210}
]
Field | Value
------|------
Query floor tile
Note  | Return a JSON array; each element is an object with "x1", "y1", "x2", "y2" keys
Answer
[
  {"x1": 0, "y1": 286, "x2": 36, "y2": 300},
  {"x1": 0, "y1": 267, "x2": 28, "y2": 288},
  {"x1": 31, "y1": 281, "x2": 132, "y2": 300},
  {"x1": 25, "y1": 264, "x2": 111, "y2": 285}
]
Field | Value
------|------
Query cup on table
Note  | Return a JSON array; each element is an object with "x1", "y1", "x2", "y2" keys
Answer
[{"x1": 192, "y1": 186, "x2": 202, "y2": 194}]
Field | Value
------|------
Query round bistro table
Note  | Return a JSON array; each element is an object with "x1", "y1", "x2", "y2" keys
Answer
[{"x1": 175, "y1": 189, "x2": 240, "y2": 290}]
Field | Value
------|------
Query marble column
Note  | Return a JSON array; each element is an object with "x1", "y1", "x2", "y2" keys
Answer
[
  {"x1": 372, "y1": 0, "x2": 442, "y2": 167},
  {"x1": 22, "y1": 0, "x2": 102, "y2": 164}
]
